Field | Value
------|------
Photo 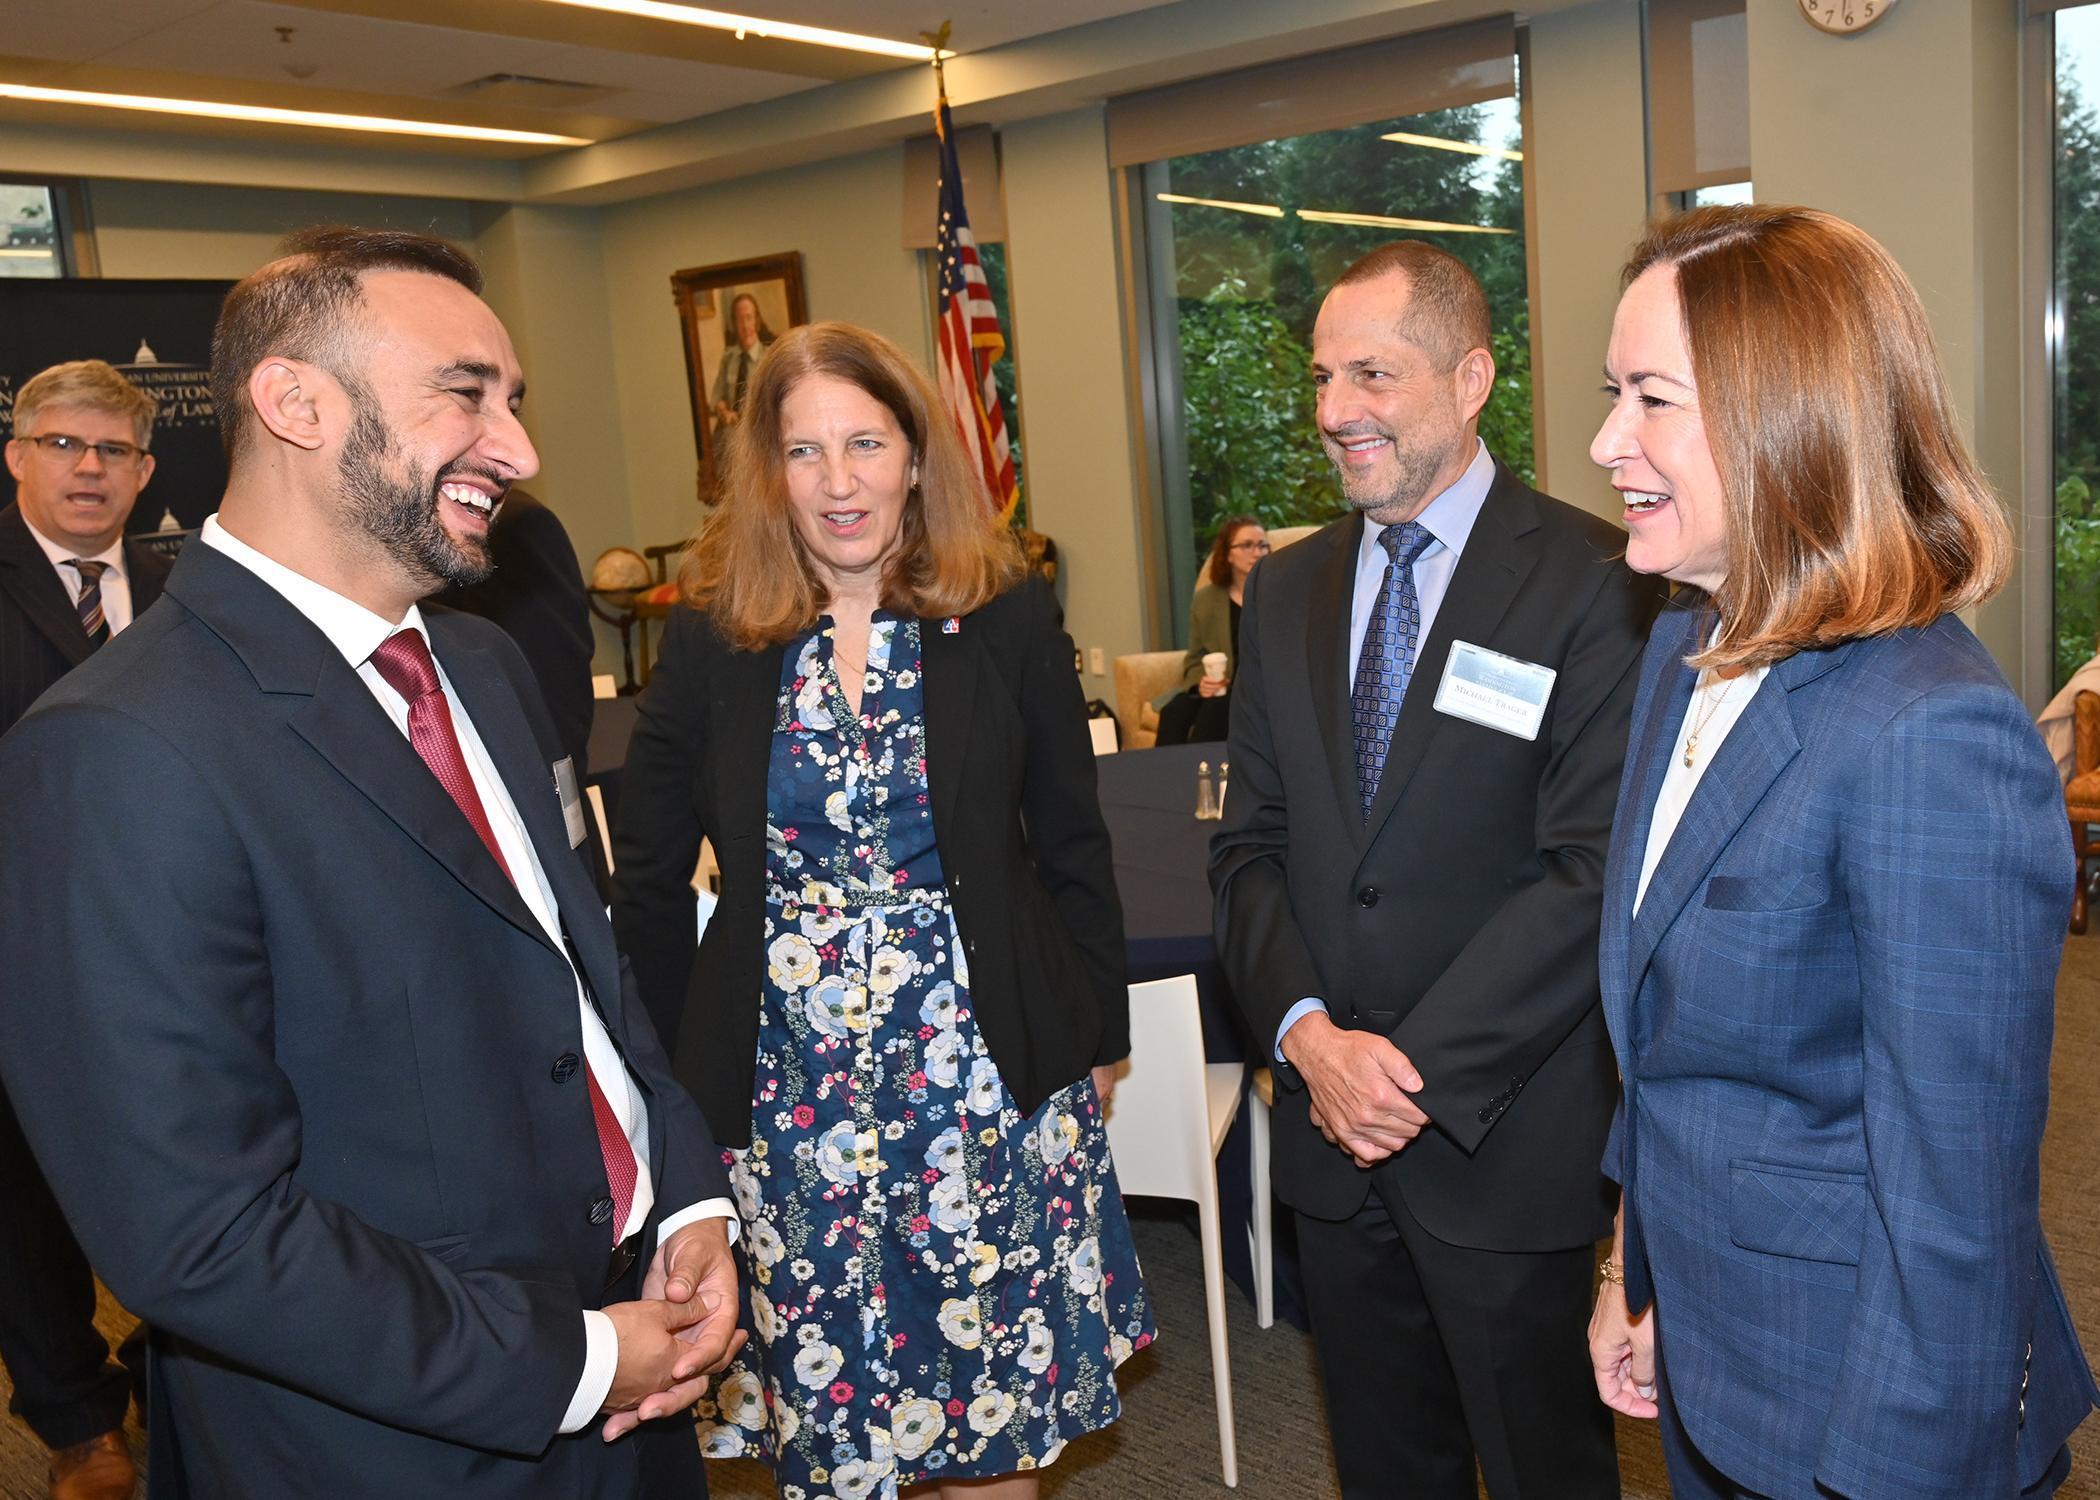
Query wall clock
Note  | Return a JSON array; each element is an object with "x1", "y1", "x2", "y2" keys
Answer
[{"x1": 1797, "y1": 0, "x2": 1896, "y2": 34}]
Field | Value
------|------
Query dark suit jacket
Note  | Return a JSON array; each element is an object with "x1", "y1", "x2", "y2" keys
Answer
[
  {"x1": 434, "y1": 489, "x2": 595, "y2": 772},
  {"x1": 1211, "y1": 464, "x2": 1664, "y2": 1251},
  {"x1": 0, "y1": 502, "x2": 171, "y2": 734},
  {"x1": 0, "y1": 541, "x2": 725, "y2": 1500},
  {"x1": 1602, "y1": 599, "x2": 2097, "y2": 1498},
  {"x1": 610, "y1": 574, "x2": 1128, "y2": 1145}
]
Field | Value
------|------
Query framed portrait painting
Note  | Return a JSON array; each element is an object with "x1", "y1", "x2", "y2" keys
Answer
[{"x1": 671, "y1": 252, "x2": 807, "y2": 500}]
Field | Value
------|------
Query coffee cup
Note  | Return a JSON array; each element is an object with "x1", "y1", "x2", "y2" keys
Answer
[{"x1": 1202, "y1": 652, "x2": 1229, "y2": 683}]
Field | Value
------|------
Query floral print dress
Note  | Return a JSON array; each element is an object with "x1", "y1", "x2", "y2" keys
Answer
[{"x1": 692, "y1": 615, "x2": 1154, "y2": 1499}]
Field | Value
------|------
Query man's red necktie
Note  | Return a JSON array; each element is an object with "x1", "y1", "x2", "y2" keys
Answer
[{"x1": 370, "y1": 629, "x2": 638, "y2": 1243}]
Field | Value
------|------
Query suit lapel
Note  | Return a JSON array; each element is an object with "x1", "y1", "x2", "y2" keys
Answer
[
  {"x1": 919, "y1": 613, "x2": 979, "y2": 836},
  {"x1": 1619, "y1": 642, "x2": 1860, "y2": 999},
  {"x1": 1358, "y1": 473, "x2": 1538, "y2": 849},
  {"x1": 0, "y1": 506, "x2": 92, "y2": 668},
  {"x1": 1302, "y1": 521, "x2": 1360, "y2": 832},
  {"x1": 163, "y1": 544, "x2": 556, "y2": 954},
  {"x1": 1601, "y1": 604, "x2": 1701, "y2": 1036}
]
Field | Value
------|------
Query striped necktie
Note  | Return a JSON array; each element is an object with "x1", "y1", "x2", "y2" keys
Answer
[
  {"x1": 368, "y1": 628, "x2": 641, "y2": 1244},
  {"x1": 1350, "y1": 522, "x2": 1436, "y2": 815},
  {"x1": 67, "y1": 559, "x2": 110, "y2": 647}
]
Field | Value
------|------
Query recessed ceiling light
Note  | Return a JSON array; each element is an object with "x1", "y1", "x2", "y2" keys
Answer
[
  {"x1": 531, "y1": 0, "x2": 940, "y2": 61},
  {"x1": 1155, "y1": 192, "x2": 1285, "y2": 219},
  {"x1": 1381, "y1": 131, "x2": 1523, "y2": 162},
  {"x1": 0, "y1": 83, "x2": 592, "y2": 146}
]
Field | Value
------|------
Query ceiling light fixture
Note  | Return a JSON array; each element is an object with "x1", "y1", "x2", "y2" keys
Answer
[
  {"x1": 0, "y1": 82, "x2": 592, "y2": 145},
  {"x1": 1296, "y1": 208, "x2": 1515, "y2": 235},
  {"x1": 1381, "y1": 130, "x2": 1523, "y2": 162},
  {"x1": 1155, "y1": 192, "x2": 1286, "y2": 219},
  {"x1": 531, "y1": 0, "x2": 940, "y2": 61}
]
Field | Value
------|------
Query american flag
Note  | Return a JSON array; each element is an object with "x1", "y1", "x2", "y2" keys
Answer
[{"x1": 933, "y1": 86, "x2": 1018, "y2": 516}]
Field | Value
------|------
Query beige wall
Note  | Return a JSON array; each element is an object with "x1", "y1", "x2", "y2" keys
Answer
[
  {"x1": 998, "y1": 108, "x2": 1148, "y2": 702},
  {"x1": 1526, "y1": 0, "x2": 1651, "y2": 520},
  {"x1": 594, "y1": 146, "x2": 930, "y2": 558},
  {"x1": 1746, "y1": 0, "x2": 2030, "y2": 692},
  {"x1": 87, "y1": 181, "x2": 477, "y2": 280}
]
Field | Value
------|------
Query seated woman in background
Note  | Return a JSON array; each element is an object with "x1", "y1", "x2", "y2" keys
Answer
[
  {"x1": 1152, "y1": 515, "x2": 1266, "y2": 745},
  {"x1": 611, "y1": 320, "x2": 1154, "y2": 1500}
]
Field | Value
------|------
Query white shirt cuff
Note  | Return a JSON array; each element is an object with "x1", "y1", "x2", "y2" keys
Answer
[
  {"x1": 1276, "y1": 997, "x2": 1329, "y2": 1062},
  {"x1": 655, "y1": 1197, "x2": 738, "y2": 1252},
  {"x1": 559, "y1": 1311, "x2": 618, "y2": 1434},
  {"x1": 556, "y1": 1199, "x2": 740, "y2": 1435}
]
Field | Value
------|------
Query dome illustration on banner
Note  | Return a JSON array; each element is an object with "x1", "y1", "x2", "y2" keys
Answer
[
  {"x1": 134, "y1": 339, "x2": 158, "y2": 363},
  {"x1": 118, "y1": 344, "x2": 215, "y2": 441}
]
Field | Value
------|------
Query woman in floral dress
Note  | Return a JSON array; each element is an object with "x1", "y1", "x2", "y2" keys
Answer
[{"x1": 612, "y1": 322, "x2": 1153, "y2": 1500}]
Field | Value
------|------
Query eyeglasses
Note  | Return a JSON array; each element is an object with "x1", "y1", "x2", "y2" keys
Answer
[
  {"x1": 1229, "y1": 539, "x2": 1272, "y2": 554},
  {"x1": 16, "y1": 433, "x2": 148, "y2": 471}
]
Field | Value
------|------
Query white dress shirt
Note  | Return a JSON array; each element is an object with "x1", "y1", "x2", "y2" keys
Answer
[
  {"x1": 23, "y1": 518, "x2": 134, "y2": 635},
  {"x1": 1633, "y1": 643, "x2": 1771, "y2": 916},
  {"x1": 199, "y1": 516, "x2": 732, "y2": 1433},
  {"x1": 1277, "y1": 440, "x2": 1498, "y2": 1059}
]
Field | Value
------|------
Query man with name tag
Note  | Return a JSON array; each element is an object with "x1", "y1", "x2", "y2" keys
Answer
[
  {"x1": 1211, "y1": 241, "x2": 1664, "y2": 1499},
  {"x1": 0, "y1": 227, "x2": 741, "y2": 1499}
]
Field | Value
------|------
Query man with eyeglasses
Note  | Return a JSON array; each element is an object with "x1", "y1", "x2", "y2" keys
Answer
[{"x1": 0, "y1": 358, "x2": 167, "y2": 1500}]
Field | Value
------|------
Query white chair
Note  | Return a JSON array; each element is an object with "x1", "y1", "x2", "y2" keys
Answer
[
  {"x1": 1103, "y1": 975, "x2": 1242, "y2": 1487},
  {"x1": 1247, "y1": 1067, "x2": 1275, "y2": 1329},
  {"x1": 1088, "y1": 716, "x2": 1120, "y2": 756}
]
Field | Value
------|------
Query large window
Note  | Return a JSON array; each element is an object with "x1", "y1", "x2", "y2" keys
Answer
[
  {"x1": 1139, "y1": 98, "x2": 1529, "y2": 594},
  {"x1": 2055, "y1": 8, "x2": 2100, "y2": 688},
  {"x1": 0, "y1": 184, "x2": 65, "y2": 279}
]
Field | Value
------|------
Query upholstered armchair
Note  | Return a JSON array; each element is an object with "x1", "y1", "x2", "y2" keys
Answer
[{"x1": 2067, "y1": 690, "x2": 2100, "y2": 933}]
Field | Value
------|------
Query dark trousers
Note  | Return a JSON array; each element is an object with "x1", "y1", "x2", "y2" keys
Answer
[
  {"x1": 1153, "y1": 690, "x2": 1230, "y2": 745},
  {"x1": 0, "y1": 1085, "x2": 131, "y2": 1451},
  {"x1": 1296, "y1": 1185, "x2": 1617, "y2": 1500}
]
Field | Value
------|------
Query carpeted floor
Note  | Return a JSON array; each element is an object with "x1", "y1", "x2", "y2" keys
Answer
[{"x1": 6, "y1": 937, "x2": 2099, "y2": 1499}]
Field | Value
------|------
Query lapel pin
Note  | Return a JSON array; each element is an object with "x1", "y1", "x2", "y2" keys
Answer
[{"x1": 941, "y1": 617, "x2": 960, "y2": 634}]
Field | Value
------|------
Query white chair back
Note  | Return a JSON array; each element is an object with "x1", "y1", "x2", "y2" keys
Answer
[{"x1": 1106, "y1": 976, "x2": 1217, "y2": 1206}]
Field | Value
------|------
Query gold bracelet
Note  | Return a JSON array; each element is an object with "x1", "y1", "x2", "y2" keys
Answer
[{"x1": 1599, "y1": 1256, "x2": 1625, "y2": 1286}]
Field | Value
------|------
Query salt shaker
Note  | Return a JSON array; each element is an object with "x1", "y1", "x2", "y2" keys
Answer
[{"x1": 1194, "y1": 758, "x2": 1219, "y2": 820}]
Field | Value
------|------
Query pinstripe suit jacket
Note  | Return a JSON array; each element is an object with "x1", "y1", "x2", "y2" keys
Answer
[
  {"x1": 1601, "y1": 598, "x2": 2097, "y2": 1498},
  {"x1": 0, "y1": 503, "x2": 170, "y2": 735}
]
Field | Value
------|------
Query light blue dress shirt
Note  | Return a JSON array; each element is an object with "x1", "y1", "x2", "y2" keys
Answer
[{"x1": 1275, "y1": 439, "x2": 1496, "y2": 1061}]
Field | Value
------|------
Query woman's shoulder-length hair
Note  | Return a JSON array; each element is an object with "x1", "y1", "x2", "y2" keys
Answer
[
  {"x1": 1625, "y1": 204, "x2": 2010, "y2": 672},
  {"x1": 681, "y1": 321, "x2": 1022, "y2": 650},
  {"x1": 1206, "y1": 515, "x2": 1261, "y2": 590}
]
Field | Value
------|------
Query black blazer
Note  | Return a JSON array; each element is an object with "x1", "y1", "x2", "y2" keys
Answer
[
  {"x1": 434, "y1": 489, "x2": 596, "y2": 772},
  {"x1": 1210, "y1": 465, "x2": 1664, "y2": 1252},
  {"x1": 0, "y1": 502, "x2": 171, "y2": 735},
  {"x1": 0, "y1": 541, "x2": 723, "y2": 1499},
  {"x1": 611, "y1": 574, "x2": 1128, "y2": 1146}
]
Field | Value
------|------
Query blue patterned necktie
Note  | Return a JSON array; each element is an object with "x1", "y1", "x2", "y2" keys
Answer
[{"x1": 1350, "y1": 521, "x2": 1435, "y2": 816}]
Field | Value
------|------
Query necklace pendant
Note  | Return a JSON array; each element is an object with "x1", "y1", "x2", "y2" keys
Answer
[{"x1": 1682, "y1": 738, "x2": 1698, "y2": 768}]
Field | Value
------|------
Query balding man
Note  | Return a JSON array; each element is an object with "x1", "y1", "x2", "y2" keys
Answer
[
  {"x1": 1211, "y1": 243, "x2": 1663, "y2": 1498},
  {"x1": 0, "y1": 227, "x2": 740, "y2": 1499}
]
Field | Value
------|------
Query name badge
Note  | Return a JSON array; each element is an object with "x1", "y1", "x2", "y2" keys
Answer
[
  {"x1": 552, "y1": 756, "x2": 588, "y2": 849},
  {"x1": 1432, "y1": 640, "x2": 1555, "y2": 741}
]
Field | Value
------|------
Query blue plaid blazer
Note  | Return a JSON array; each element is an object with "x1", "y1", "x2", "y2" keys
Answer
[{"x1": 1601, "y1": 600, "x2": 2097, "y2": 1498}]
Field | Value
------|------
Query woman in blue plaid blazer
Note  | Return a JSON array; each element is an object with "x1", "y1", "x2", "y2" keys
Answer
[{"x1": 1584, "y1": 204, "x2": 2097, "y2": 1499}]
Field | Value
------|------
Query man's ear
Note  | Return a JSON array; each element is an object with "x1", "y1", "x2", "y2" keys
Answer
[
  {"x1": 1454, "y1": 345, "x2": 1497, "y2": 427},
  {"x1": 134, "y1": 452, "x2": 157, "y2": 494},
  {"x1": 2, "y1": 439, "x2": 25, "y2": 486},
  {"x1": 247, "y1": 359, "x2": 328, "y2": 453}
]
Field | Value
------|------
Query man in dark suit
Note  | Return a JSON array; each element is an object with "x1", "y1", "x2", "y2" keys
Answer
[
  {"x1": 0, "y1": 227, "x2": 741, "y2": 1499},
  {"x1": 1210, "y1": 242, "x2": 1663, "y2": 1499},
  {"x1": 0, "y1": 358, "x2": 170, "y2": 1500},
  {"x1": 434, "y1": 486, "x2": 595, "y2": 772}
]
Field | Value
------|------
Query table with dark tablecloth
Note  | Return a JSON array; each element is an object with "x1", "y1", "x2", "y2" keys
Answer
[{"x1": 1093, "y1": 742, "x2": 1305, "y2": 1329}]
